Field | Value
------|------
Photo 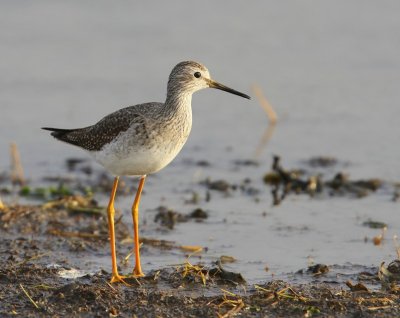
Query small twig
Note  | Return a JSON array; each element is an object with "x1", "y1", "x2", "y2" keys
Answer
[
  {"x1": 218, "y1": 300, "x2": 244, "y2": 318},
  {"x1": 180, "y1": 260, "x2": 208, "y2": 285},
  {"x1": 47, "y1": 229, "x2": 107, "y2": 239},
  {"x1": 252, "y1": 84, "x2": 278, "y2": 124},
  {"x1": 393, "y1": 235, "x2": 400, "y2": 259},
  {"x1": 181, "y1": 245, "x2": 203, "y2": 258},
  {"x1": 220, "y1": 288, "x2": 237, "y2": 297},
  {"x1": 252, "y1": 84, "x2": 278, "y2": 159},
  {"x1": 367, "y1": 305, "x2": 393, "y2": 311},
  {"x1": 217, "y1": 289, "x2": 245, "y2": 318},
  {"x1": 373, "y1": 226, "x2": 387, "y2": 245},
  {"x1": 131, "y1": 276, "x2": 142, "y2": 286},
  {"x1": 287, "y1": 287, "x2": 309, "y2": 302},
  {"x1": 16, "y1": 252, "x2": 50, "y2": 266},
  {"x1": 276, "y1": 286, "x2": 308, "y2": 302},
  {"x1": 122, "y1": 250, "x2": 135, "y2": 266},
  {"x1": 254, "y1": 284, "x2": 273, "y2": 293},
  {"x1": 254, "y1": 124, "x2": 276, "y2": 159},
  {"x1": 358, "y1": 296, "x2": 394, "y2": 306},
  {"x1": 121, "y1": 244, "x2": 143, "y2": 266},
  {"x1": 10, "y1": 142, "x2": 25, "y2": 186},
  {"x1": 106, "y1": 281, "x2": 117, "y2": 292},
  {"x1": 19, "y1": 284, "x2": 39, "y2": 309}
]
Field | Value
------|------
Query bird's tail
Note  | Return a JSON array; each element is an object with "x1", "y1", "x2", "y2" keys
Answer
[{"x1": 42, "y1": 127, "x2": 74, "y2": 140}]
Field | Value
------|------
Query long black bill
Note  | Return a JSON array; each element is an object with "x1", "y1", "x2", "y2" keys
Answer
[{"x1": 207, "y1": 79, "x2": 251, "y2": 99}]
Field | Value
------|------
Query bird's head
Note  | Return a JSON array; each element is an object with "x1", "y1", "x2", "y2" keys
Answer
[{"x1": 167, "y1": 61, "x2": 250, "y2": 99}]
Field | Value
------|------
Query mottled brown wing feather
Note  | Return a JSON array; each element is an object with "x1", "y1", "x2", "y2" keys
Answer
[{"x1": 44, "y1": 106, "x2": 145, "y2": 151}]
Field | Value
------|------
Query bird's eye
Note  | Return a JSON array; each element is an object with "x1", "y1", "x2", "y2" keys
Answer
[{"x1": 194, "y1": 72, "x2": 201, "y2": 78}]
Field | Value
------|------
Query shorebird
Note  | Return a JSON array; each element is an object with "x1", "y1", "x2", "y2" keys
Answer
[{"x1": 43, "y1": 61, "x2": 250, "y2": 283}]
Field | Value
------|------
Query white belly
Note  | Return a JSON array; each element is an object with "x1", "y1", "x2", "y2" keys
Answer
[{"x1": 90, "y1": 132, "x2": 189, "y2": 176}]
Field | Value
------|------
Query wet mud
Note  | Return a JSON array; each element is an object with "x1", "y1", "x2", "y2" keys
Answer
[
  {"x1": 264, "y1": 156, "x2": 397, "y2": 205},
  {"x1": 1, "y1": 198, "x2": 399, "y2": 317},
  {"x1": 1, "y1": 156, "x2": 400, "y2": 317}
]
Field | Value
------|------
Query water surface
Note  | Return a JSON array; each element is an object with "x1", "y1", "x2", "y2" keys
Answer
[{"x1": 0, "y1": 1, "x2": 399, "y2": 283}]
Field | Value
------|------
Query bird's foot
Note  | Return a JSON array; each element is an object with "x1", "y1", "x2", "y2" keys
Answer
[
  {"x1": 110, "y1": 273, "x2": 130, "y2": 285},
  {"x1": 131, "y1": 267, "x2": 145, "y2": 278}
]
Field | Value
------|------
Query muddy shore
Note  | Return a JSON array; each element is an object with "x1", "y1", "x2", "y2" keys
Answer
[{"x1": 1, "y1": 191, "x2": 399, "y2": 317}]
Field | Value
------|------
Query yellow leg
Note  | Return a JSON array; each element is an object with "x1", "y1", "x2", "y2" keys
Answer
[
  {"x1": 107, "y1": 176, "x2": 126, "y2": 283},
  {"x1": 131, "y1": 175, "x2": 146, "y2": 277}
]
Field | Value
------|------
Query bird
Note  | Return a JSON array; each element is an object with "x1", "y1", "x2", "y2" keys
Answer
[{"x1": 42, "y1": 61, "x2": 250, "y2": 283}]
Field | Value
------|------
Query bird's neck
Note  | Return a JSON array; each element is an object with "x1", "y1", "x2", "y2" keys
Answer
[
  {"x1": 164, "y1": 91, "x2": 193, "y2": 118},
  {"x1": 162, "y1": 89, "x2": 193, "y2": 139}
]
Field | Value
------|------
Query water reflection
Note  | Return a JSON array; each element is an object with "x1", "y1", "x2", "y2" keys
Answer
[{"x1": 252, "y1": 84, "x2": 278, "y2": 159}]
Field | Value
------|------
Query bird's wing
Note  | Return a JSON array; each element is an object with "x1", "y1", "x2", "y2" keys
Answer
[{"x1": 45, "y1": 105, "x2": 151, "y2": 151}]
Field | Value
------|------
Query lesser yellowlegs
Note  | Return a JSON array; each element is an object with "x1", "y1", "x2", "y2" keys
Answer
[{"x1": 43, "y1": 61, "x2": 250, "y2": 283}]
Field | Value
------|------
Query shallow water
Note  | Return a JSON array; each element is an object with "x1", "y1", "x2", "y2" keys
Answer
[{"x1": 0, "y1": 1, "x2": 399, "y2": 284}]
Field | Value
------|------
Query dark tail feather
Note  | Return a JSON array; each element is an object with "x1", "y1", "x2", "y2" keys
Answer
[{"x1": 42, "y1": 127, "x2": 73, "y2": 140}]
